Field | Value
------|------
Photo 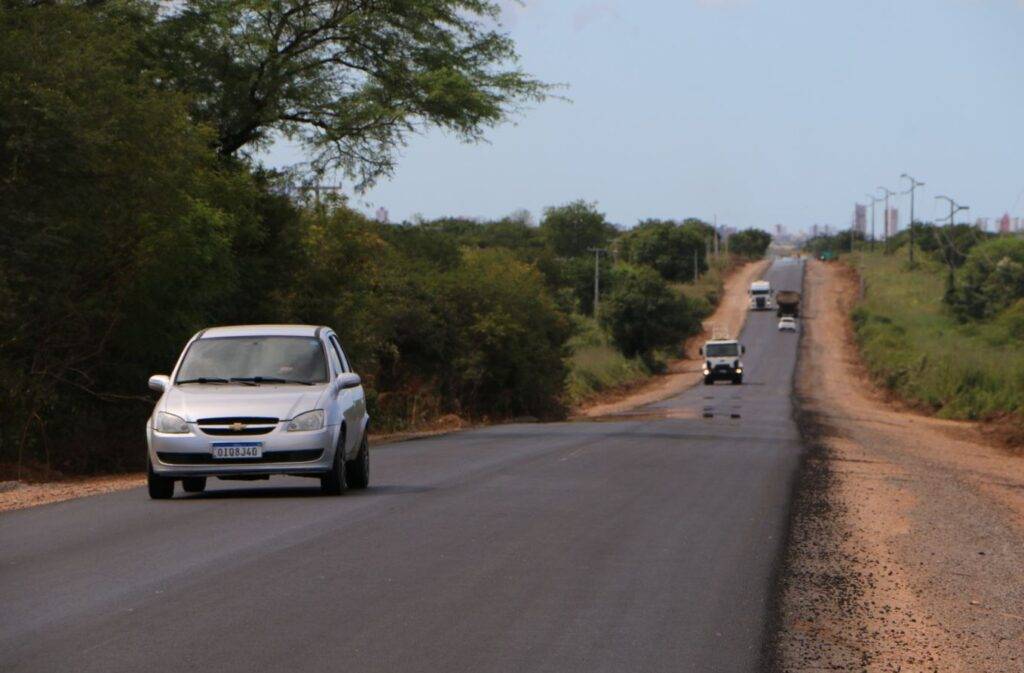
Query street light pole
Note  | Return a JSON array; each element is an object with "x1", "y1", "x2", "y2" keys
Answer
[
  {"x1": 877, "y1": 186, "x2": 896, "y2": 253},
  {"x1": 865, "y1": 193, "x2": 881, "y2": 251},
  {"x1": 934, "y1": 195, "x2": 969, "y2": 276},
  {"x1": 900, "y1": 174, "x2": 924, "y2": 265}
]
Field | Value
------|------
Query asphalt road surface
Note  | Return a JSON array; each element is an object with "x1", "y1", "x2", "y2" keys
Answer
[{"x1": 1, "y1": 260, "x2": 806, "y2": 673}]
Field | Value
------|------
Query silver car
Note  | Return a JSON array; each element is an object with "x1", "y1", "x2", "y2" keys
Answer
[{"x1": 146, "y1": 325, "x2": 369, "y2": 499}]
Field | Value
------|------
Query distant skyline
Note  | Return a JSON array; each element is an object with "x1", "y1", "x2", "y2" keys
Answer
[{"x1": 264, "y1": 0, "x2": 1024, "y2": 233}]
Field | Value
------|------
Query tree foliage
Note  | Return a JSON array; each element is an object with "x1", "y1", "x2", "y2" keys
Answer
[
  {"x1": 948, "y1": 238, "x2": 1024, "y2": 321},
  {"x1": 728, "y1": 228, "x2": 772, "y2": 259},
  {"x1": 618, "y1": 219, "x2": 711, "y2": 282},
  {"x1": 153, "y1": 0, "x2": 551, "y2": 187},
  {"x1": 540, "y1": 201, "x2": 617, "y2": 257},
  {"x1": 601, "y1": 265, "x2": 699, "y2": 360}
]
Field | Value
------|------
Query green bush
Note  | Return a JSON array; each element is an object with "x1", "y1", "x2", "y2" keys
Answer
[{"x1": 601, "y1": 265, "x2": 701, "y2": 361}]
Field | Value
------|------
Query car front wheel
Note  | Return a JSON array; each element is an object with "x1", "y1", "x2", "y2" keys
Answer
[
  {"x1": 346, "y1": 433, "x2": 370, "y2": 490},
  {"x1": 321, "y1": 434, "x2": 348, "y2": 495},
  {"x1": 147, "y1": 460, "x2": 174, "y2": 500}
]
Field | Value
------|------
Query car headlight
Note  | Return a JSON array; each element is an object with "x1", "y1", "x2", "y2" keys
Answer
[
  {"x1": 155, "y1": 412, "x2": 189, "y2": 434},
  {"x1": 287, "y1": 409, "x2": 324, "y2": 432}
]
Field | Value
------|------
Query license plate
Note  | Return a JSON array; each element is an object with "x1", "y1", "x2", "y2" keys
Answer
[{"x1": 211, "y1": 443, "x2": 263, "y2": 459}]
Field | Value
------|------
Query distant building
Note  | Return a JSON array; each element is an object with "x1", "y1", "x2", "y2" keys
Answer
[
  {"x1": 854, "y1": 204, "x2": 867, "y2": 234},
  {"x1": 811, "y1": 224, "x2": 819, "y2": 238},
  {"x1": 885, "y1": 207, "x2": 899, "y2": 237},
  {"x1": 975, "y1": 217, "x2": 989, "y2": 231},
  {"x1": 375, "y1": 207, "x2": 389, "y2": 224},
  {"x1": 1014, "y1": 217, "x2": 1022, "y2": 232},
  {"x1": 999, "y1": 212, "x2": 1012, "y2": 234}
]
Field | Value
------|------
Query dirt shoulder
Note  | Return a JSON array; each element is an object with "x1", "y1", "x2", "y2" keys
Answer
[
  {"x1": 775, "y1": 260, "x2": 1024, "y2": 671},
  {"x1": 576, "y1": 258, "x2": 769, "y2": 419}
]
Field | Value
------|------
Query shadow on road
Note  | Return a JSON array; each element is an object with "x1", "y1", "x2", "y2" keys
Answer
[{"x1": 177, "y1": 483, "x2": 434, "y2": 500}]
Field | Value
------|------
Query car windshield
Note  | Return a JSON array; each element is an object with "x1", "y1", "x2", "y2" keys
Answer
[
  {"x1": 176, "y1": 336, "x2": 329, "y2": 384},
  {"x1": 706, "y1": 343, "x2": 739, "y2": 357},
  {"x1": 752, "y1": 289, "x2": 770, "y2": 296}
]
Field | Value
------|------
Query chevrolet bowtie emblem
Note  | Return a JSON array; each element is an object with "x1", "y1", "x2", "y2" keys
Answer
[{"x1": 230, "y1": 422, "x2": 247, "y2": 432}]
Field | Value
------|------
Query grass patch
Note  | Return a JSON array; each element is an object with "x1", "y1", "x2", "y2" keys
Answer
[
  {"x1": 850, "y1": 252, "x2": 1024, "y2": 420},
  {"x1": 565, "y1": 316, "x2": 650, "y2": 406}
]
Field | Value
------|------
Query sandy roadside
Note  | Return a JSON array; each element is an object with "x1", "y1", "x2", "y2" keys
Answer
[
  {"x1": 575, "y1": 258, "x2": 769, "y2": 418},
  {"x1": 0, "y1": 259, "x2": 770, "y2": 514},
  {"x1": 775, "y1": 260, "x2": 1024, "y2": 672}
]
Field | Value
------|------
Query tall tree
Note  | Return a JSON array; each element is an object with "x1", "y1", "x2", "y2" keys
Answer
[
  {"x1": 540, "y1": 200, "x2": 616, "y2": 257},
  {"x1": 153, "y1": 0, "x2": 550, "y2": 187}
]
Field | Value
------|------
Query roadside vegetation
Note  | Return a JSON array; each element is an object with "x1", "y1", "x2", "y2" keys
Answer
[
  {"x1": 0, "y1": 1, "x2": 771, "y2": 478},
  {"x1": 805, "y1": 225, "x2": 1024, "y2": 430}
]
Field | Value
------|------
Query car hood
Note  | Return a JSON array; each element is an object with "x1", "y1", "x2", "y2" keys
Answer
[{"x1": 160, "y1": 385, "x2": 328, "y2": 422}]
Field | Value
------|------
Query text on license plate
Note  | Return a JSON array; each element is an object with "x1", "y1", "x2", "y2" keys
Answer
[{"x1": 211, "y1": 443, "x2": 263, "y2": 459}]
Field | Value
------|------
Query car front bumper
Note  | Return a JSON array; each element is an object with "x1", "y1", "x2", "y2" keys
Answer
[{"x1": 147, "y1": 425, "x2": 337, "y2": 478}]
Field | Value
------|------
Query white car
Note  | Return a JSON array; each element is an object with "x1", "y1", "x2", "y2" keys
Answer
[
  {"x1": 146, "y1": 325, "x2": 369, "y2": 499},
  {"x1": 778, "y1": 317, "x2": 797, "y2": 332}
]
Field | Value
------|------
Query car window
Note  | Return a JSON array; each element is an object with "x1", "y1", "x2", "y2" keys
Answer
[
  {"x1": 324, "y1": 336, "x2": 343, "y2": 374},
  {"x1": 176, "y1": 336, "x2": 329, "y2": 383},
  {"x1": 705, "y1": 343, "x2": 739, "y2": 357},
  {"x1": 328, "y1": 335, "x2": 350, "y2": 373}
]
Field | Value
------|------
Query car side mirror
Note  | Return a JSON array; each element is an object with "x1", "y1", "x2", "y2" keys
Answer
[
  {"x1": 148, "y1": 374, "x2": 170, "y2": 393},
  {"x1": 336, "y1": 372, "x2": 361, "y2": 390}
]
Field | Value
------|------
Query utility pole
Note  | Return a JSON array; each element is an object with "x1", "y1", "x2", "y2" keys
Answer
[
  {"x1": 934, "y1": 195, "x2": 969, "y2": 264},
  {"x1": 588, "y1": 247, "x2": 609, "y2": 320},
  {"x1": 877, "y1": 186, "x2": 896, "y2": 253},
  {"x1": 865, "y1": 193, "x2": 881, "y2": 251},
  {"x1": 901, "y1": 174, "x2": 924, "y2": 266}
]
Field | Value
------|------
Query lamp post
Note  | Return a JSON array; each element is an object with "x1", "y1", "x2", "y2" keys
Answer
[
  {"x1": 865, "y1": 193, "x2": 881, "y2": 251},
  {"x1": 900, "y1": 174, "x2": 924, "y2": 266},
  {"x1": 877, "y1": 186, "x2": 896, "y2": 252},
  {"x1": 934, "y1": 196, "x2": 969, "y2": 288}
]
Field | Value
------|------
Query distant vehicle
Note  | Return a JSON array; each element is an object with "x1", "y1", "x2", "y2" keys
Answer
[
  {"x1": 749, "y1": 280, "x2": 773, "y2": 310},
  {"x1": 778, "y1": 317, "x2": 797, "y2": 332},
  {"x1": 700, "y1": 338, "x2": 746, "y2": 385},
  {"x1": 146, "y1": 325, "x2": 370, "y2": 499},
  {"x1": 776, "y1": 290, "x2": 801, "y2": 318}
]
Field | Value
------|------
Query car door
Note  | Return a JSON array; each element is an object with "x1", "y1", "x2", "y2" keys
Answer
[{"x1": 328, "y1": 334, "x2": 366, "y2": 455}]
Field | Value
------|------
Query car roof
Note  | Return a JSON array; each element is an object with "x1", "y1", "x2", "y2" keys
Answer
[
  {"x1": 705, "y1": 338, "x2": 738, "y2": 344},
  {"x1": 197, "y1": 324, "x2": 326, "y2": 339}
]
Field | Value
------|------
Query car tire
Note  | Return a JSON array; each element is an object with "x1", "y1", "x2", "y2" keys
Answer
[
  {"x1": 732, "y1": 375, "x2": 743, "y2": 385},
  {"x1": 147, "y1": 460, "x2": 174, "y2": 500},
  {"x1": 703, "y1": 376, "x2": 713, "y2": 386},
  {"x1": 345, "y1": 433, "x2": 370, "y2": 490},
  {"x1": 182, "y1": 477, "x2": 207, "y2": 494},
  {"x1": 321, "y1": 433, "x2": 348, "y2": 495}
]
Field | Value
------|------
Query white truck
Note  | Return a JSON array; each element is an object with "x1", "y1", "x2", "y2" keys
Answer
[
  {"x1": 699, "y1": 338, "x2": 746, "y2": 385},
  {"x1": 749, "y1": 280, "x2": 773, "y2": 311}
]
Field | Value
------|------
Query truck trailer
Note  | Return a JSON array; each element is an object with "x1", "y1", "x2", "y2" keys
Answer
[{"x1": 776, "y1": 290, "x2": 801, "y2": 318}]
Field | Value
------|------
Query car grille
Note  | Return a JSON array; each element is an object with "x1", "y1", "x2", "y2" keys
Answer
[
  {"x1": 196, "y1": 417, "x2": 279, "y2": 436},
  {"x1": 157, "y1": 449, "x2": 324, "y2": 465}
]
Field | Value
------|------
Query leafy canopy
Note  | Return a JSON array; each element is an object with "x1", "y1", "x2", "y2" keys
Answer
[{"x1": 153, "y1": 0, "x2": 551, "y2": 187}]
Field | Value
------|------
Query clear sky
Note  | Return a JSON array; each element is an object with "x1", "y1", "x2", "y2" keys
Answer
[{"x1": 265, "y1": 0, "x2": 1024, "y2": 233}]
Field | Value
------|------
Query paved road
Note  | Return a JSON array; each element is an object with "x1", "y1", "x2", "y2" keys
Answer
[{"x1": 1, "y1": 260, "x2": 805, "y2": 673}]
